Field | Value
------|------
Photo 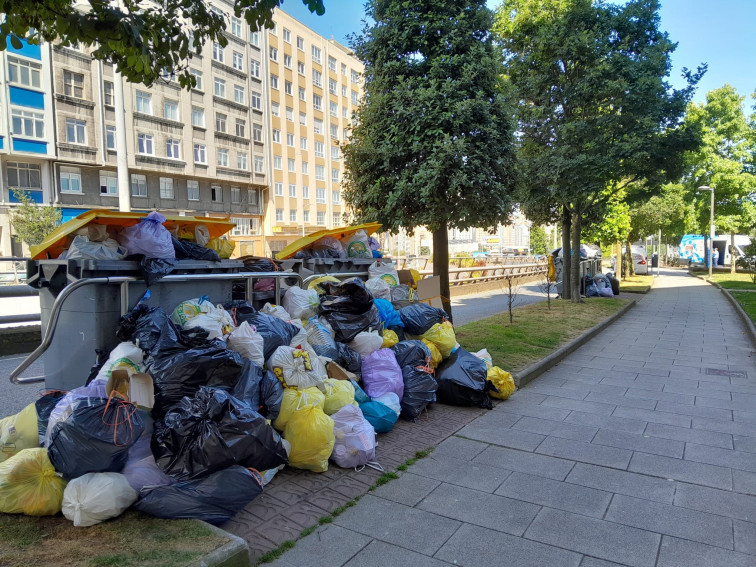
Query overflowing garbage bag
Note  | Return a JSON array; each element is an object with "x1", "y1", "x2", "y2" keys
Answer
[
  {"x1": 227, "y1": 321, "x2": 265, "y2": 367},
  {"x1": 152, "y1": 387, "x2": 288, "y2": 480},
  {"x1": 283, "y1": 286, "x2": 320, "y2": 320},
  {"x1": 170, "y1": 297, "x2": 214, "y2": 327},
  {"x1": 330, "y1": 405, "x2": 376, "y2": 468},
  {"x1": 487, "y1": 367, "x2": 516, "y2": 400},
  {"x1": 134, "y1": 465, "x2": 263, "y2": 525},
  {"x1": 365, "y1": 277, "x2": 391, "y2": 301},
  {"x1": 335, "y1": 343, "x2": 363, "y2": 374},
  {"x1": 361, "y1": 348, "x2": 404, "y2": 401},
  {"x1": 246, "y1": 312, "x2": 300, "y2": 360},
  {"x1": 321, "y1": 378, "x2": 357, "y2": 415},
  {"x1": 399, "y1": 303, "x2": 448, "y2": 335},
  {"x1": 391, "y1": 340, "x2": 431, "y2": 368},
  {"x1": 374, "y1": 392, "x2": 401, "y2": 416},
  {"x1": 91, "y1": 341, "x2": 145, "y2": 385},
  {"x1": 47, "y1": 397, "x2": 144, "y2": 479},
  {"x1": 118, "y1": 305, "x2": 181, "y2": 355},
  {"x1": 267, "y1": 345, "x2": 327, "y2": 390},
  {"x1": 223, "y1": 300, "x2": 257, "y2": 325},
  {"x1": 374, "y1": 298, "x2": 403, "y2": 329},
  {"x1": 62, "y1": 472, "x2": 138, "y2": 527},
  {"x1": 273, "y1": 388, "x2": 325, "y2": 432},
  {"x1": 182, "y1": 303, "x2": 234, "y2": 341},
  {"x1": 400, "y1": 365, "x2": 437, "y2": 421},
  {"x1": 35, "y1": 391, "x2": 66, "y2": 444},
  {"x1": 172, "y1": 237, "x2": 221, "y2": 261},
  {"x1": 349, "y1": 330, "x2": 384, "y2": 357},
  {"x1": 382, "y1": 329, "x2": 399, "y2": 348},
  {"x1": 306, "y1": 318, "x2": 340, "y2": 361},
  {"x1": 283, "y1": 403, "x2": 335, "y2": 472},
  {"x1": 320, "y1": 278, "x2": 375, "y2": 315},
  {"x1": 368, "y1": 260, "x2": 399, "y2": 286},
  {"x1": 435, "y1": 349, "x2": 492, "y2": 409},
  {"x1": 121, "y1": 436, "x2": 176, "y2": 495},
  {"x1": 0, "y1": 448, "x2": 67, "y2": 516},
  {"x1": 324, "y1": 305, "x2": 382, "y2": 344},
  {"x1": 66, "y1": 235, "x2": 128, "y2": 260},
  {"x1": 419, "y1": 321, "x2": 456, "y2": 359},
  {"x1": 344, "y1": 229, "x2": 372, "y2": 258},
  {"x1": 1, "y1": 403, "x2": 38, "y2": 463},
  {"x1": 358, "y1": 400, "x2": 398, "y2": 434},
  {"x1": 226, "y1": 360, "x2": 284, "y2": 422},
  {"x1": 117, "y1": 212, "x2": 175, "y2": 259}
]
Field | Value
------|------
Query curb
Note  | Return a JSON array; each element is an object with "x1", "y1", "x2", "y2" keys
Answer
[
  {"x1": 695, "y1": 276, "x2": 756, "y2": 348},
  {"x1": 188, "y1": 522, "x2": 251, "y2": 567},
  {"x1": 513, "y1": 299, "x2": 637, "y2": 388}
]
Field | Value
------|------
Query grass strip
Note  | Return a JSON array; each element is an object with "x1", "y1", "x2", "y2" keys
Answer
[
  {"x1": 690, "y1": 270, "x2": 756, "y2": 290},
  {"x1": 730, "y1": 292, "x2": 756, "y2": 325},
  {"x1": 619, "y1": 274, "x2": 654, "y2": 292},
  {"x1": 455, "y1": 297, "x2": 631, "y2": 373}
]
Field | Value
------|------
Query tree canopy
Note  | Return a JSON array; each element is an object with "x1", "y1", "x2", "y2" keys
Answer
[
  {"x1": 9, "y1": 189, "x2": 62, "y2": 247},
  {"x1": 0, "y1": 0, "x2": 325, "y2": 88},
  {"x1": 343, "y1": 0, "x2": 517, "y2": 316}
]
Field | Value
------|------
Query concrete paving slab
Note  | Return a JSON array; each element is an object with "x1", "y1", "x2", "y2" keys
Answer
[
  {"x1": 343, "y1": 540, "x2": 454, "y2": 567},
  {"x1": 565, "y1": 462, "x2": 676, "y2": 504},
  {"x1": 536, "y1": 435, "x2": 633, "y2": 469},
  {"x1": 628, "y1": 452, "x2": 732, "y2": 490},
  {"x1": 584, "y1": 391, "x2": 657, "y2": 410},
  {"x1": 643, "y1": 422, "x2": 733, "y2": 449},
  {"x1": 696, "y1": 393, "x2": 756, "y2": 412},
  {"x1": 733, "y1": 519, "x2": 756, "y2": 556},
  {"x1": 473, "y1": 444, "x2": 576, "y2": 481},
  {"x1": 565, "y1": 411, "x2": 647, "y2": 434},
  {"x1": 430, "y1": 435, "x2": 488, "y2": 462},
  {"x1": 407, "y1": 453, "x2": 512, "y2": 493},
  {"x1": 733, "y1": 434, "x2": 756, "y2": 454},
  {"x1": 673, "y1": 482, "x2": 756, "y2": 522},
  {"x1": 733, "y1": 469, "x2": 756, "y2": 496},
  {"x1": 655, "y1": 400, "x2": 733, "y2": 421},
  {"x1": 657, "y1": 536, "x2": 755, "y2": 567},
  {"x1": 692, "y1": 416, "x2": 756, "y2": 437},
  {"x1": 371, "y1": 472, "x2": 440, "y2": 507},
  {"x1": 591, "y1": 429, "x2": 685, "y2": 458},
  {"x1": 264, "y1": 525, "x2": 371, "y2": 567},
  {"x1": 540, "y1": 396, "x2": 617, "y2": 416},
  {"x1": 684, "y1": 442, "x2": 756, "y2": 473},
  {"x1": 579, "y1": 558, "x2": 631, "y2": 567},
  {"x1": 625, "y1": 387, "x2": 694, "y2": 405},
  {"x1": 457, "y1": 418, "x2": 545, "y2": 451},
  {"x1": 511, "y1": 415, "x2": 599, "y2": 442},
  {"x1": 612, "y1": 406, "x2": 692, "y2": 428}
]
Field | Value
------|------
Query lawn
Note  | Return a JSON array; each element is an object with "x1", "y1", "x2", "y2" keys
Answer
[
  {"x1": 0, "y1": 511, "x2": 229, "y2": 567},
  {"x1": 619, "y1": 275, "x2": 654, "y2": 293},
  {"x1": 730, "y1": 292, "x2": 756, "y2": 326},
  {"x1": 689, "y1": 269, "x2": 756, "y2": 290},
  {"x1": 455, "y1": 297, "x2": 631, "y2": 373}
]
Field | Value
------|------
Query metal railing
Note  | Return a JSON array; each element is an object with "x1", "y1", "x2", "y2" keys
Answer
[{"x1": 418, "y1": 261, "x2": 547, "y2": 285}]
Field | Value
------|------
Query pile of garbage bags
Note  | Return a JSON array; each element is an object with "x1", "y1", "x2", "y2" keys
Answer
[
  {"x1": 584, "y1": 273, "x2": 620, "y2": 298},
  {"x1": 0, "y1": 267, "x2": 517, "y2": 528},
  {"x1": 293, "y1": 229, "x2": 383, "y2": 259}
]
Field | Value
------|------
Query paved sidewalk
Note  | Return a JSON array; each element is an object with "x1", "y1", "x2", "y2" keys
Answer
[{"x1": 266, "y1": 269, "x2": 755, "y2": 567}]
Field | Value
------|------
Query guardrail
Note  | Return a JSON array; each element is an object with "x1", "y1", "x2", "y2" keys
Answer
[{"x1": 419, "y1": 261, "x2": 547, "y2": 285}]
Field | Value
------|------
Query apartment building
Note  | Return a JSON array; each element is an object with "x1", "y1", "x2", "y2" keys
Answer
[{"x1": 262, "y1": 9, "x2": 364, "y2": 255}]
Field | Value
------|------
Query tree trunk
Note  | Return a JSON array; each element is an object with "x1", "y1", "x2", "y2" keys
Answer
[
  {"x1": 432, "y1": 223, "x2": 452, "y2": 322},
  {"x1": 731, "y1": 231, "x2": 736, "y2": 274},
  {"x1": 624, "y1": 241, "x2": 634, "y2": 278},
  {"x1": 561, "y1": 205, "x2": 571, "y2": 300},
  {"x1": 570, "y1": 206, "x2": 582, "y2": 303}
]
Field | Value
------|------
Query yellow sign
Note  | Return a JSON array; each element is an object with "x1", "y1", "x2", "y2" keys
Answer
[
  {"x1": 272, "y1": 226, "x2": 282, "y2": 233},
  {"x1": 486, "y1": 237, "x2": 500, "y2": 243}
]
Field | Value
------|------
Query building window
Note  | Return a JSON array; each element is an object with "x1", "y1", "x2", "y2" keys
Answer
[
  {"x1": 137, "y1": 133, "x2": 153, "y2": 154},
  {"x1": 8, "y1": 57, "x2": 41, "y2": 88},
  {"x1": 331, "y1": 145, "x2": 340, "y2": 160},
  {"x1": 106, "y1": 125, "x2": 116, "y2": 149},
  {"x1": 333, "y1": 212, "x2": 341, "y2": 226},
  {"x1": 332, "y1": 170, "x2": 340, "y2": 183},
  {"x1": 300, "y1": 136, "x2": 308, "y2": 150},
  {"x1": 317, "y1": 211, "x2": 325, "y2": 225},
  {"x1": 313, "y1": 94, "x2": 322, "y2": 110},
  {"x1": 314, "y1": 142, "x2": 324, "y2": 158},
  {"x1": 284, "y1": 54, "x2": 292, "y2": 69},
  {"x1": 231, "y1": 187, "x2": 241, "y2": 203},
  {"x1": 288, "y1": 184, "x2": 296, "y2": 197},
  {"x1": 190, "y1": 68, "x2": 203, "y2": 90},
  {"x1": 298, "y1": 61, "x2": 305, "y2": 75},
  {"x1": 63, "y1": 70, "x2": 84, "y2": 98},
  {"x1": 351, "y1": 69, "x2": 359, "y2": 83},
  {"x1": 315, "y1": 165, "x2": 325, "y2": 180},
  {"x1": 302, "y1": 185, "x2": 310, "y2": 199},
  {"x1": 312, "y1": 69, "x2": 322, "y2": 87},
  {"x1": 299, "y1": 112, "x2": 307, "y2": 126},
  {"x1": 351, "y1": 90, "x2": 359, "y2": 105},
  {"x1": 211, "y1": 185, "x2": 223, "y2": 202},
  {"x1": 192, "y1": 107, "x2": 205, "y2": 127},
  {"x1": 285, "y1": 81, "x2": 293, "y2": 95},
  {"x1": 343, "y1": 106, "x2": 348, "y2": 118},
  {"x1": 250, "y1": 59, "x2": 260, "y2": 79},
  {"x1": 131, "y1": 174, "x2": 147, "y2": 197},
  {"x1": 286, "y1": 132, "x2": 294, "y2": 147},
  {"x1": 213, "y1": 42, "x2": 224, "y2": 63},
  {"x1": 269, "y1": 47, "x2": 277, "y2": 62},
  {"x1": 250, "y1": 31, "x2": 260, "y2": 47},
  {"x1": 136, "y1": 91, "x2": 152, "y2": 114},
  {"x1": 313, "y1": 118, "x2": 323, "y2": 134},
  {"x1": 216, "y1": 113, "x2": 227, "y2": 133},
  {"x1": 65, "y1": 118, "x2": 86, "y2": 144},
  {"x1": 270, "y1": 23, "x2": 277, "y2": 35},
  {"x1": 251, "y1": 91, "x2": 261, "y2": 110},
  {"x1": 7, "y1": 162, "x2": 41, "y2": 189},
  {"x1": 214, "y1": 78, "x2": 226, "y2": 98},
  {"x1": 234, "y1": 84, "x2": 245, "y2": 104},
  {"x1": 248, "y1": 189, "x2": 258, "y2": 205},
  {"x1": 270, "y1": 74, "x2": 279, "y2": 89},
  {"x1": 166, "y1": 138, "x2": 180, "y2": 159},
  {"x1": 272, "y1": 129, "x2": 281, "y2": 143},
  {"x1": 254, "y1": 156, "x2": 264, "y2": 173},
  {"x1": 301, "y1": 161, "x2": 309, "y2": 175},
  {"x1": 100, "y1": 171, "x2": 117, "y2": 195},
  {"x1": 329, "y1": 78, "x2": 337, "y2": 95},
  {"x1": 237, "y1": 152, "x2": 247, "y2": 170},
  {"x1": 60, "y1": 166, "x2": 82, "y2": 193},
  {"x1": 302, "y1": 210, "x2": 309, "y2": 223},
  {"x1": 342, "y1": 85, "x2": 347, "y2": 97},
  {"x1": 316, "y1": 187, "x2": 326, "y2": 203},
  {"x1": 271, "y1": 102, "x2": 280, "y2": 116},
  {"x1": 194, "y1": 143, "x2": 207, "y2": 164},
  {"x1": 330, "y1": 101, "x2": 338, "y2": 116},
  {"x1": 311, "y1": 45, "x2": 321, "y2": 63},
  {"x1": 103, "y1": 81, "x2": 114, "y2": 106},
  {"x1": 283, "y1": 28, "x2": 291, "y2": 43},
  {"x1": 253, "y1": 124, "x2": 262, "y2": 142},
  {"x1": 187, "y1": 180, "x2": 199, "y2": 200},
  {"x1": 164, "y1": 99, "x2": 178, "y2": 121},
  {"x1": 235, "y1": 118, "x2": 245, "y2": 137},
  {"x1": 297, "y1": 36, "x2": 304, "y2": 50},
  {"x1": 328, "y1": 56, "x2": 337, "y2": 72},
  {"x1": 233, "y1": 51, "x2": 244, "y2": 71},
  {"x1": 330, "y1": 124, "x2": 339, "y2": 139},
  {"x1": 273, "y1": 155, "x2": 282, "y2": 170},
  {"x1": 231, "y1": 17, "x2": 243, "y2": 38},
  {"x1": 274, "y1": 182, "x2": 283, "y2": 196},
  {"x1": 298, "y1": 86, "x2": 305, "y2": 100},
  {"x1": 217, "y1": 149, "x2": 229, "y2": 167},
  {"x1": 286, "y1": 107, "x2": 294, "y2": 121},
  {"x1": 289, "y1": 209, "x2": 297, "y2": 223},
  {"x1": 288, "y1": 158, "x2": 296, "y2": 172},
  {"x1": 159, "y1": 177, "x2": 174, "y2": 199},
  {"x1": 231, "y1": 217, "x2": 249, "y2": 236},
  {"x1": 276, "y1": 208, "x2": 284, "y2": 222},
  {"x1": 341, "y1": 63, "x2": 347, "y2": 76}
]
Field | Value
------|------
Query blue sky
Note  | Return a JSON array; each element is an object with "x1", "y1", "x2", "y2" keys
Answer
[{"x1": 279, "y1": 0, "x2": 756, "y2": 105}]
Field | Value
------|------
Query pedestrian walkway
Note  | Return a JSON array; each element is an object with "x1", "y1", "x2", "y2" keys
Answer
[{"x1": 266, "y1": 269, "x2": 756, "y2": 567}]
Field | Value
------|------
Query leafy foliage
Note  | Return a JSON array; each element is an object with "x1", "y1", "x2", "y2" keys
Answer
[
  {"x1": 0, "y1": 0, "x2": 325, "y2": 88},
  {"x1": 529, "y1": 225, "x2": 549, "y2": 255},
  {"x1": 9, "y1": 189, "x2": 62, "y2": 247}
]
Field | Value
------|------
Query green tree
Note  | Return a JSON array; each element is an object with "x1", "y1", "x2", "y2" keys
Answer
[
  {"x1": 529, "y1": 225, "x2": 549, "y2": 255},
  {"x1": 343, "y1": 0, "x2": 517, "y2": 318},
  {"x1": 682, "y1": 85, "x2": 756, "y2": 273},
  {"x1": 495, "y1": 0, "x2": 702, "y2": 301},
  {"x1": 0, "y1": 0, "x2": 324, "y2": 88},
  {"x1": 9, "y1": 189, "x2": 62, "y2": 247}
]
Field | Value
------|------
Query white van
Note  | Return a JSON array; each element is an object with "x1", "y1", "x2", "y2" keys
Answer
[{"x1": 713, "y1": 235, "x2": 752, "y2": 266}]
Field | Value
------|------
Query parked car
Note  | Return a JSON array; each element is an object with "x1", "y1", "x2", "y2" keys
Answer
[{"x1": 610, "y1": 246, "x2": 647, "y2": 275}]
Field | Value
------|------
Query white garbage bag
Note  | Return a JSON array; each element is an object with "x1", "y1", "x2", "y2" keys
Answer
[
  {"x1": 330, "y1": 405, "x2": 376, "y2": 469},
  {"x1": 368, "y1": 260, "x2": 400, "y2": 287},
  {"x1": 344, "y1": 229, "x2": 372, "y2": 259},
  {"x1": 226, "y1": 321, "x2": 265, "y2": 366},
  {"x1": 348, "y1": 331, "x2": 384, "y2": 357},
  {"x1": 183, "y1": 304, "x2": 234, "y2": 340},
  {"x1": 92, "y1": 341, "x2": 145, "y2": 385},
  {"x1": 365, "y1": 277, "x2": 391, "y2": 301},
  {"x1": 170, "y1": 297, "x2": 214, "y2": 326},
  {"x1": 62, "y1": 472, "x2": 138, "y2": 527},
  {"x1": 283, "y1": 287, "x2": 320, "y2": 320},
  {"x1": 261, "y1": 303, "x2": 293, "y2": 321},
  {"x1": 66, "y1": 235, "x2": 128, "y2": 261},
  {"x1": 267, "y1": 346, "x2": 327, "y2": 389}
]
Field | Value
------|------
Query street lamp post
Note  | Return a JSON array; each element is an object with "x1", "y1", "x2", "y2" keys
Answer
[{"x1": 697, "y1": 185, "x2": 715, "y2": 279}]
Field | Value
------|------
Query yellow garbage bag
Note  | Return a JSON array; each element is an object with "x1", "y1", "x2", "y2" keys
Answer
[
  {"x1": 0, "y1": 448, "x2": 67, "y2": 516},
  {"x1": 382, "y1": 329, "x2": 399, "y2": 349},
  {"x1": 284, "y1": 405, "x2": 335, "y2": 472},
  {"x1": 207, "y1": 238, "x2": 235, "y2": 259},
  {"x1": 321, "y1": 378, "x2": 357, "y2": 415},
  {"x1": 1, "y1": 403, "x2": 39, "y2": 463},
  {"x1": 420, "y1": 321, "x2": 456, "y2": 359},
  {"x1": 273, "y1": 387, "x2": 325, "y2": 432},
  {"x1": 488, "y1": 367, "x2": 516, "y2": 400},
  {"x1": 421, "y1": 339, "x2": 443, "y2": 369},
  {"x1": 307, "y1": 275, "x2": 340, "y2": 294},
  {"x1": 409, "y1": 269, "x2": 422, "y2": 289}
]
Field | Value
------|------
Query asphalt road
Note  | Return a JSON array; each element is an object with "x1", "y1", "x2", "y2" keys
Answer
[{"x1": 0, "y1": 283, "x2": 549, "y2": 418}]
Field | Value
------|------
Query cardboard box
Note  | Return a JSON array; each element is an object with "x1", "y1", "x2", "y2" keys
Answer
[
  {"x1": 397, "y1": 269, "x2": 415, "y2": 287},
  {"x1": 107, "y1": 369, "x2": 155, "y2": 409},
  {"x1": 416, "y1": 276, "x2": 444, "y2": 309},
  {"x1": 327, "y1": 361, "x2": 358, "y2": 382}
]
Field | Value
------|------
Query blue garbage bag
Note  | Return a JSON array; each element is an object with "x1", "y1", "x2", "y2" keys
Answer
[
  {"x1": 358, "y1": 400, "x2": 398, "y2": 434},
  {"x1": 374, "y1": 298, "x2": 403, "y2": 328}
]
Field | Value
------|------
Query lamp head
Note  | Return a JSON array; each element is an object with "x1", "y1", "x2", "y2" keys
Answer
[{"x1": 697, "y1": 185, "x2": 712, "y2": 192}]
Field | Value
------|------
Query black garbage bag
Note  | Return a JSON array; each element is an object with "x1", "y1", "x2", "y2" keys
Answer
[
  {"x1": 435, "y1": 348, "x2": 492, "y2": 409},
  {"x1": 399, "y1": 303, "x2": 448, "y2": 336},
  {"x1": 320, "y1": 278, "x2": 374, "y2": 314},
  {"x1": 391, "y1": 340, "x2": 431, "y2": 368},
  {"x1": 172, "y1": 237, "x2": 221, "y2": 261},
  {"x1": 116, "y1": 305, "x2": 182, "y2": 355},
  {"x1": 137, "y1": 256, "x2": 176, "y2": 286},
  {"x1": 223, "y1": 300, "x2": 257, "y2": 326},
  {"x1": 237, "y1": 255, "x2": 282, "y2": 272},
  {"x1": 147, "y1": 342, "x2": 245, "y2": 418},
  {"x1": 246, "y1": 312, "x2": 299, "y2": 360},
  {"x1": 400, "y1": 366, "x2": 438, "y2": 421},
  {"x1": 335, "y1": 342, "x2": 363, "y2": 374},
  {"x1": 84, "y1": 348, "x2": 110, "y2": 386},
  {"x1": 134, "y1": 465, "x2": 263, "y2": 525},
  {"x1": 584, "y1": 276, "x2": 599, "y2": 297},
  {"x1": 48, "y1": 397, "x2": 144, "y2": 479},
  {"x1": 324, "y1": 303, "x2": 382, "y2": 344},
  {"x1": 222, "y1": 360, "x2": 284, "y2": 422},
  {"x1": 607, "y1": 273, "x2": 620, "y2": 295},
  {"x1": 152, "y1": 387, "x2": 288, "y2": 480},
  {"x1": 34, "y1": 390, "x2": 66, "y2": 443}
]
